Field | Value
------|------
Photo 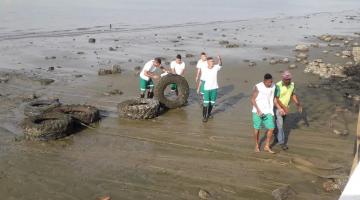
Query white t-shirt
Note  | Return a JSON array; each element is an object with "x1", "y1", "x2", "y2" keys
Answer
[
  {"x1": 170, "y1": 61, "x2": 185, "y2": 75},
  {"x1": 196, "y1": 59, "x2": 208, "y2": 81},
  {"x1": 252, "y1": 82, "x2": 276, "y2": 115},
  {"x1": 202, "y1": 65, "x2": 221, "y2": 90},
  {"x1": 140, "y1": 60, "x2": 157, "y2": 81}
]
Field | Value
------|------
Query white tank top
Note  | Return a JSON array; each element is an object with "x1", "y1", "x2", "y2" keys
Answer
[{"x1": 252, "y1": 82, "x2": 275, "y2": 115}]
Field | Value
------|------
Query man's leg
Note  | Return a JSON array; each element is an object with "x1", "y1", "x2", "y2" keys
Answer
[
  {"x1": 147, "y1": 79, "x2": 154, "y2": 98},
  {"x1": 208, "y1": 89, "x2": 217, "y2": 118},
  {"x1": 139, "y1": 78, "x2": 147, "y2": 98},
  {"x1": 263, "y1": 114, "x2": 276, "y2": 153},
  {"x1": 252, "y1": 113, "x2": 261, "y2": 152},
  {"x1": 275, "y1": 109, "x2": 288, "y2": 150},
  {"x1": 202, "y1": 90, "x2": 210, "y2": 122}
]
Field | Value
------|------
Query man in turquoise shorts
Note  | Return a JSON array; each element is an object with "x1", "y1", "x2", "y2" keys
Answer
[
  {"x1": 201, "y1": 56, "x2": 222, "y2": 122},
  {"x1": 139, "y1": 58, "x2": 166, "y2": 98},
  {"x1": 251, "y1": 73, "x2": 285, "y2": 153},
  {"x1": 273, "y1": 70, "x2": 302, "y2": 150}
]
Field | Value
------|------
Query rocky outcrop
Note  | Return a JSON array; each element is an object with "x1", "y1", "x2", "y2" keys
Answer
[{"x1": 304, "y1": 59, "x2": 347, "y2": 78}]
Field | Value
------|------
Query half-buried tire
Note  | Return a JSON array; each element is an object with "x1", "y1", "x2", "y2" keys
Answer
[
  {"x1": 154, "y1": 74, "x2": 189, "y2": 109},
  {"x1": 118, "y1": 98, "x2": 160, "y2": 119},
  {"x1": 52, "y1": 105, "x2": 100, "y2": 124},
  {"x1": 22, "y1": 112, "x2": 74, "y2": 141},
  {"x1": 24, "y1": 99, "x2": 61, "y2": 117}
]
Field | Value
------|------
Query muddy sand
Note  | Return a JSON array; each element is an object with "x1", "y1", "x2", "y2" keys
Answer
[{"x1": 0, "y1": 10, "x2": 360, "y2": 200}]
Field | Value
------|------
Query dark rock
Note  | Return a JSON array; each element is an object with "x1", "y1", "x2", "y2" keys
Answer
[
  {"x1": 77, "y1": 51, "x2": 85, "y2": 55},
  {"x1": 219, "y1": 40, "x2": 230, "y2": 45},
  {"x1": 198, "y1": 189, "x2": 211, "y2": 200},
  {"x1": 109, "y1": 47, "x2": 116, "y2": 51},
  {"x1": 225, "y1": 44, "x2": 240, "y2": 48},
  {"x1": 48, "y1": 67, "x2": 55, "y2": 71},
  {"x1": 89, "y1": 38, "x2": 96, "y2": 43},
  {"x1": 185, "y1": 54, "x2": 194, "y2": 58},
  {"x1": 38, "y1": 78, "x2": 55, "y2": 86},
  {"x1": 74, "y1": 74, "x2": 83, "y2": 78}
]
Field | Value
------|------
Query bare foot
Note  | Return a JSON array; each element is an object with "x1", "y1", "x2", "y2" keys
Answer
[
  {"x1": 264, "y1": 146, "x2": 275, "y2": 154},
  {"x1": 99, "y1": 196, "x2": 111, "y2": 200},
  {"x1": 255, "y1": 146, "x2": 260, "y2": 153}
]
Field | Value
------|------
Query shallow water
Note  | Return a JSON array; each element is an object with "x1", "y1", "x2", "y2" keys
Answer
[{"x1": 0, "y1": 0, "x2": 359, "y2": 33}]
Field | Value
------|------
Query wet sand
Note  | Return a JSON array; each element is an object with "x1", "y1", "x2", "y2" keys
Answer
[{"x1": 0, "y1": 10, "x2": 360, "y2": 199}]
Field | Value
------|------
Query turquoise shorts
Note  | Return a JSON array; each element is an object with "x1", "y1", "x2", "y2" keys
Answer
[
  {"x1": 203, "y1": 89, "x2": 217, "y2": 106},
  {"x1": 139, "y1": 78, "x2": 154, "y2": 92},
  {"x1": 200, "y1": 80, "x2": 205, "y2": 95},
  {"x1": 252, "y1": 113, "x2": 275, "y2": 130},
  {"x1": 170, "y1": 83, "x2": 177, "y2": 91}
]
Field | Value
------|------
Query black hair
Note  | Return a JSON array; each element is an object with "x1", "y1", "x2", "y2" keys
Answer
[
  {"x1": 206, "y1": 57, "x2": 213, "y2": 61},
  {"x1": 154, "y1": 57, "x2": 161, "y2": 64},
  {"x1": 176, "y1": 54, "x2": 181, "y2": 59},
  {"x1": 264, "y1": 73, "x2": 272, "y2": 80},
  {"x1": 201, "y1": 52, "x2": 206, "y2": 56}
]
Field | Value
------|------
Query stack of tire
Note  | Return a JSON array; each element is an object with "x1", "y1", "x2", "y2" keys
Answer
[
  {"x1": 22, "y1": 99, "x2": 100, "y2": 141},
  {"x1": 118, "y1": 74, "x2": 189, "y2": 120}
]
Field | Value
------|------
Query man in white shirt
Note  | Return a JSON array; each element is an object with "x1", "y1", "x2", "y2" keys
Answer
[
  {"x1": 251, "y1": 73, "x2": 285, "y2": 153},
  {"x1": 195, "y1": 52, "x2": 208, "y2": 95},
  {"x1": 139, "y1": 58, "x2": 166, "y2": 98},
  {"x1": 202, "y1": 56, "x2": 222, "y2": 122},
  {"x1": 170, "y1": 54, "x2": 186, "y2": 95}
]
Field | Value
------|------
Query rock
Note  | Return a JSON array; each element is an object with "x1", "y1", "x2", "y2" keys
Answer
[
  {"x1": 198, "y1": 33, "x2": 204, "y2": 36},
  {"x1": 104, "y1": 89, "x2": 123, "y2": 96},
  {"x1": 262, "y1": 47, "x2": 269, "y2": 50},
  {"x1": 319, "y1": 34, "x2": 333, "y2": 42},
  {"x1": 322, "y1": 50, "x2": 329, "y2": 54},
  {"x1": 0, "y1": 75, "x2": 10, "y2": 83},
  {"x1": 311, "y1": 43, "x2": 320, "y2": 48},
  {"x1": 296, "y1": 53, "x2": 308, "y2": 59},
  {"x1": 48, "y1": 66, "x2": 55, "y2": 71},
  {"x1": 134, "y1": 66, "x2": 141, "y2": 71},
  {"x1": 333, "y1": 129, "x2": 342, "y2": 135},
  {"x1": 219, "y1": 40, "x2": 229, "y2": 45},
  {"x1": 109, "y1": 47, "x2": 116, "y2": 51},
  {"x1": 289, "y1": 64, "x2": 297, "y2": 69},
  {"x1": 89, "y1": 38, "x2": 96, "y2": 43},
  {"x1": 323, "y1": 180, "x2": 341, "y2": 192},
  {"x1": 272, "y1": 185, "x2": 297, "y2": 200},
  {"x1": 328, "y1": 43, "x2": 340, "y2": 47},
  {"x1": 282, "y1": 58, "x2": 290, "y2": 63},
  {"x1": 243, "y1": 59, "x2": 250, "y2": 63},
  {"x1": 295, "y1": 58, "x2": 302, "y2": 62},
  {"x1": 198, "y1": 189, "x2": 211, "y2": 200},
  {"x1": 352, "y1": 47, "x2": 360, "y2": 64},
  {"x1": 295, "y1": 44, "x2": 309, "y2": 52},
  {"x1": 344, "y1": 40, "x2": 350, "y2": 45},
  {"x1": 185, "y1": 54, "x2": 194, "y2": 58},
  {"x1": 335, "y1": 53, "x2": 341, "y2": 57},
  {"x1": 45, "y1": 56, "x2": 56, "y2": 60},
  {"x1": 352, "y1": 42, "x2": 359, "y2": 47},
  {"x1": 77, "y1": 51, "x2": 85, "y2": 55},
  {"x1": 225, "y1": 44, "x2": 240, "y2": 48},
  {"x1": 345, "y1": 61, "x2": 353, "y2": 66},
  {"x1": 98, "y1": 65, "x2": 122, "y2": 76},
  {"x1": 342, "y1": 51, "x2": 352, "y2": 58},
  {"x1": 269, "y1": 59, "x2": 278, "y2": 65},
  {"x1": 74, "y1": 74, "x2": 83, "y2": 78},
  {"x1": 248, "y1": 62, "x2": 256, "y2": 67},
  {"x1": 38, "y1": 78, "x2": 55, "y2": 86}
]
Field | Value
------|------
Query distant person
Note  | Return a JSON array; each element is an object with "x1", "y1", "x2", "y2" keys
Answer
[
  {"x1": 251, "y1": 73, "x2": 284, "y2": 153},
  {"x1": 196, "y1": 52, "x2": 208, "y2": 96},
  {"x1": 273, "y1": 70, "x2": 302, "y2": 150},
  {"x1": 202, "y1": 56, "x2": 222, "y2": 122},
  {"x1": 170, "y1": 54, "x2": 186, "y2": 95},
  {"x1": 139, "y1": 58, "x2": 167, "y2": 98}
]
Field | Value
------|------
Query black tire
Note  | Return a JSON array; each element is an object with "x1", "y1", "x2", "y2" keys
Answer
[
  {"x1": 22, "y1": 112, "x2": 74, "y2": 141},
  {"x1": 52, "y1": 105, "x2": 100, "y2": 124},
  {"x1": 24, "y1": 99, "x2": 61, "y2": 117},
  {"x1": 117, "y1": 98, "x2": 160, "y2": 119},
  {"x1": 154, "y1": 74, "x2": 189, "y2": 109}
]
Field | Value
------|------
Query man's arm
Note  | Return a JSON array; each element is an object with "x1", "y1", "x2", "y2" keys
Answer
[
  {"x1": 217, "y1": 55, "x2": 222, "y2": 66},
  {"x1": 292, "y1": 94, "x2": 302, "y2": 113},
  {"x1": 274, "y1": 98, "x2": 285, "y2": 115},
  {"x1": 196, "y1": 68, "x2": 201, "y2": 82},
  {"x1": 144, "y1": 70, "x2": 159, "y2": 79},
  {"x1": 251, "y1": 86, "x2": 262, "y2": 116}
]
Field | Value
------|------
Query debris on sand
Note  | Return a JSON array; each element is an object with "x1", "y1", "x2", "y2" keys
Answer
[
  {"x1": 225, "y1": 44, "x2": 240, "y2": 48},
  {"x1": 198, "y1": 189, "x2": 211, "y2": 200},
  {"x1": 219, "y1": 40, "x2": 229, "y2": 45},
  {"x1": 98, "y1": 65, "x2": 122, "y2": 76},
  {"x1": 294, "y1": 44, "x2": 309, "y2": 52},
  {"x1": 89, "y1": 38, "x2": 96, "y2": 43},
  {"x1": 272, "y1": 185, "x2": 297, "y2": 200},
  {"x1": 103, "y1": 89, "x2": 123, "y2": 96},
  {"x1": 45, "y1": 56, "x2": 56, "y2": 60}
]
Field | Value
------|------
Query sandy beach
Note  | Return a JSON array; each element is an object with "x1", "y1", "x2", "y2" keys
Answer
[{"x1": 0, "y1": 7, "x2": 360, "y2": 200}]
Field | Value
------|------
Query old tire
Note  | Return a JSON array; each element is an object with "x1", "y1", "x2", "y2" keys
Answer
[
  {"x1": 22, "y1": 112, "x2": 74, "y2": 141},
  {"x1": 52, "y1": 105, "x2": 100, "y2": 124},
  {"x1": 117, "y1": 98, "x2": 160, "y2": 119},
  {"x1": 154, "y1": 74, "x2": 189, "y2": 109},
  {"x1": 24, "y1": 99, "x2": 61, "y2": 117}
]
